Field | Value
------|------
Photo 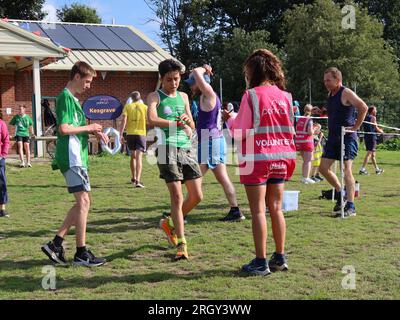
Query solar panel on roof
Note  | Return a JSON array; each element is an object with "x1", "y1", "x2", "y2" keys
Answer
[
  {"x1": 86, "y1": 26, "x2": 131, "y2": 51},
  {"x1": 63, "y1": 25, "x2": 109, "y2": 50},
  {"x1": 38, "y1": 23, "x2": 84, "y2": 49},
  {"x1": 109, "y1": 27, "x2": 155, "y2": 52}
]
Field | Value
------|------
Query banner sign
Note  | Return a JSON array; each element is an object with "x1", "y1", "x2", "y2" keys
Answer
[{"x1": 83, "y1": 95, "x2": 123, "y2": 120}]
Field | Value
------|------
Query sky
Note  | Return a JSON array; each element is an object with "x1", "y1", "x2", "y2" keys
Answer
[{"x1": 43, "y1": 0, "x2": 163, "y2": 45}]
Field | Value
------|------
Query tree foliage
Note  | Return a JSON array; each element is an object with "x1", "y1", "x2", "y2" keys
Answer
[
  {"x1": 284, "y1": 0, "x2": 400, "y2": 103},
  {"x1": 56, "y1": 3, "x2": 102, "y2": 24},
  {"x1": 0, "y1": 0, "x2": 46, "y2": 20}
]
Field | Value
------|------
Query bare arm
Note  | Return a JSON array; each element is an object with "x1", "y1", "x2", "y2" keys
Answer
[
  {"x1": 59, "y1": 123, "x2": 101, "y2": 136},
  {"x1": 180, "y1": 92, "x2": 195, "y2": 130},
  {"x1": 119, "y1": 114, "x2": 127, "y2": 137},
  {"x1": 342, "y1": 88, "x2": 368, "y2": 131},
  {"x1": 192, "y1": 66, "x2": 216, "y2": 112},
  {"x1": 371, "y1": 115, "x2": 384, "y2": 133},
  {"x1": 146, "y1": 91, "x2": 176, "y2": 128}
]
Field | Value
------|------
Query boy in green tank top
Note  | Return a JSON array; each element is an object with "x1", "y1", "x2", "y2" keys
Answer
[
  {"x1": 41, "y1": 61, "x2": 109, "y2": 267},
  {"x1": 147, "y1": 59, "x2": 203, "y2": 260}
]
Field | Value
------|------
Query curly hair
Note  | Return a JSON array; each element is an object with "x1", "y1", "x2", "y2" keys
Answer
[{"x1": 243, "y1": 49, "x2": 286, "y2": 90}]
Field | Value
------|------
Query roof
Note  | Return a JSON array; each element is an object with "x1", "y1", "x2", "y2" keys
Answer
[
  {"x1": 0, "y1": 19, "x2": 68, "y2": 70},
  {"x1": 9, "y1": 20, "x2": 177, "y2": 72}
]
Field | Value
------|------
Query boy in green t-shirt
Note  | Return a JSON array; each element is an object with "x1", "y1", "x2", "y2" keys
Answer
[
  {"x1": 9, "y1": 105, "x2": 34, "y2": 168},
  {"x1": 147, "y1": 59, "x2": 203, "y2": 260},
  {"x1": 41, "y1": 61, "x2": 109, "y2": 267}
]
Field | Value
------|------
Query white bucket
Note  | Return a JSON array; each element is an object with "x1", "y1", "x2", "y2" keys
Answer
[{"x1": 282, "y1": 191, "x2": 300, "y2": 212}]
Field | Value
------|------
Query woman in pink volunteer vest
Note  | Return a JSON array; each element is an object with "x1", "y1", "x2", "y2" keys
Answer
[
  {"x1": 295, "y1": 104, "x2": 316, "y2": 184},
  {"x1": 223, "y1": 49, "x2": 296, "y2": 276}
]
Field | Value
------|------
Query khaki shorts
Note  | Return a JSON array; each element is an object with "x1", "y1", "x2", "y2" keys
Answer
[{"x1": 156, "y1": 145, "x2": 202, "y2": 183}]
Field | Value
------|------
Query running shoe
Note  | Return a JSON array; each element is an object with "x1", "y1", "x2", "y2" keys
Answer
[
  {"x1": 135, "y1": 181, "x2": 145, "y2": 188},
  {"x1": 73, "y1": 249, "x2": 106, "y2": 267},
  {"x1": 219, "y1": 209, "x2": 245, "y2": 222},
  {"x1": 376, "y1": 168, "x2": 384, "y2": 175},
  {"x1": 174, "y1": 242, "x2": 188, "y2": 261},
  {"x1": 0, "y1": 210, "x2": 9, "y2": 218},
  {"x1": 41, "y1": 241, "x2": 67, "y2": 266},
  {"x1": 301, "y1": 177, "x2": 316, "y2": 184},
  {"x1": 268, "y1": 253, "x2": 288, "y2": 272},
  {"x1": 359, "y1": 169, "x2": 369, "y2": 175},
  {"x1": 241, "y1": 258, "x2": 271, "y2": 276},
  {"x1": 159, "y1": 217, "x2": 178, "y2": 247}
]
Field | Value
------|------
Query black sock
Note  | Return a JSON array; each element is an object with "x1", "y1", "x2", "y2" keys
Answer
[
  {"x1": 275, "y1": 253, "x2": 285, "y2": 260},
  {"x1": 53, "y1": 235, "x2": 64, "y2": 247},
  {"x1": 76, "y1": 246, "x2": 87, "y2": 255},
  {"x1": 230, "y1": 207, "x2": 240, "y2": 212}
]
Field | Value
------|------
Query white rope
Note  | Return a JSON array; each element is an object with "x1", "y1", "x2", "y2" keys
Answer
[
  {"x1": 362, "y1": 121, "x2": 400, "y2": 132},
  {"x1": 345, "y1": 130, "x2": 400, "y2": 136},
  {"x1": 294, "y1": 116, "x2": 328, "y2": 120}
]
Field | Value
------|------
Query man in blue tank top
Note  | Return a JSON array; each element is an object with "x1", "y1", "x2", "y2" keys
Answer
[
  {"x1": 319, "y1": 67, "x2": 368, "y2": 218},
  {"x1": 185, "y1": 65, "x2": 244, "y2": 222},
  {"x1": 359, "y1": 106, "x2": 384, "y2": 175}
]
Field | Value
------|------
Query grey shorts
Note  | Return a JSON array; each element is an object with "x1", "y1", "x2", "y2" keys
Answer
[{"x1": 63, "y1": 166, "x2": 91, "y2": 193}]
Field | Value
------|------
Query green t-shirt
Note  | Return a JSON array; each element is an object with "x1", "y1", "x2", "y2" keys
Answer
[
  {"x1": 52, "y1": 88, "x2": 88, "y2": 173},
  {"x1": 10, "y1": 114, "x2": 33, "y2": 137},
  {"x1": 156, "y1": 90, "x2": 191, "y2": 148}
]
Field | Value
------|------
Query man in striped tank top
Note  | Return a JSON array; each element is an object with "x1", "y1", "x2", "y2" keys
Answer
[{"x1": 147, "y1": 59, "x2": 203, "y2": 260}]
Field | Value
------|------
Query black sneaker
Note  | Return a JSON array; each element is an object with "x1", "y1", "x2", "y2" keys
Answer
[
  {"x1": 315, "y1": 174, "x2": 324, "y2": 182},
  {"x1": 268, "y1": 252, "x2": 288, "y2": 272},
  {"x1": 0, "y1": 210, "x2": 9, "y2": 218},
  {"x1": 310, "y1": 176, "x2": 319, "y2": 183},
  {"x1": 359, "y1": 169, "x2": 368, "y2": 175},
  {"x1": 73, "y1": 249, "x2": 106, "y2": 267},
  {"x1": 219, "y1": 209, "x2": 245, "y2": 222},
  {"x1": 241, "y1": 259, "x2": 271, "y2": 276},
  {"x1": 376, "y1": 168, "x2": 384, "y2": 175},
  {"x1": 41, "y1": 241, "x2": 67, "y2": 265},
  {"x1": 162, "y1": 212, "x2": 188, "y2": 224}
]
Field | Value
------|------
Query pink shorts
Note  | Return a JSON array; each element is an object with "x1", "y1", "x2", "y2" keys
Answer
[
  {"x1": 296, "y1": 143, "x2": 314, "y2": 152},
  {"x1": 239, "y1": 159, "x2": 296, "y2": 185}
]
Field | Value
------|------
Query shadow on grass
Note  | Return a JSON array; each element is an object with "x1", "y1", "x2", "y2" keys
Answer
[
  {"x1": 0, "y1": 229, "x2": 53, "y2": 238},
  {"x1": 0, "y1": 269, "x2": 239, "y2": 293},
  {"x1": 8, "y1": 184, "x2": 65, "y2": 189}
]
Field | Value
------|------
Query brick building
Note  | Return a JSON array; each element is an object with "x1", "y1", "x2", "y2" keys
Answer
[{"x1": 0, "y1": 19, "x2": 175, "y2": 155}]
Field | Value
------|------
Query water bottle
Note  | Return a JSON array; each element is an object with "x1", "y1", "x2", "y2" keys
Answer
[{"x1": 355, "y1": 181, "x2": 360, "y2": 198}]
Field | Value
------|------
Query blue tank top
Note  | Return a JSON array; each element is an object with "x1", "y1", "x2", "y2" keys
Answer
[
  {"x1": 363, "y1": 114, "x2": 377, "y2": 141},
  {"x1": 196, "y1": 93, "x2": 223, "y2": 142},
  {"x1": 327, "y1": 86, "x2": 357, "y2": 142}
]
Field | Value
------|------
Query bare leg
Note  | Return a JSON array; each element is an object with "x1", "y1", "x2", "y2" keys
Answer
[
  {"x1": 182, "y1": 177, "x2": 203, "y2": 216},
  {"x1": 23, "y1": 142, "x2": 31, "y2": 164},
  {"x1": 211, "y1": 164, "x2": 238, "y2": 207},
  {"x1": 135, "y1": 150, "x2": 143, "y2": 182},
  {"x1": 17, "y1": 141, "x2": 23, "y2": 162},
  {"x1": 166, "y1": 182, "x2": 185, "y2": 239},
  {"x1": 267, "y1": 183, "x2": 285, "y2": 254},
  {"x1": 362, "y1": 151, "x2": 372, "y2": 169},
  {"x1": 371, "y1": 152, "x2": 378, "y2": 170},
  {"x1": 301, "y1": 151, "x2": 313, "y2": 179},
  {"x1": 57, "y1": 191, "x2": 91, "y2": 247},
  {"x1": 344, "y1": 160, "x2": 355, "y2": 203},
  {"x1": 319, "y1": 158, "x2": 341, "y2": 192},
  {"x1": 245, "y1": 185, "x2": 267, "y2": 259},
  {"x1": 130, "y1": 151, "x2": 136, "y2": 181}
]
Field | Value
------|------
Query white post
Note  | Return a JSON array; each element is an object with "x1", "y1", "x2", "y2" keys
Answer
[
  {"x1": 332, "y1": 161, "x2": 337, "y2": 203},
  {"x1": 309, "y1": 78, "x2": 312, "y2": 104},
  {"x1": 33, "y1": 59, "x2": 44, "y2": 157},
  {"x1": 219, "y1": 78, "x2": 223, "y2": 104},
  {"x1": 340, "y1": 126, "x2": 345, "y2": 219}
]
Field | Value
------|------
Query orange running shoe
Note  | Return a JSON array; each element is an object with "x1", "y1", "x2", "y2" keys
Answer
[
  {"x1": 174, "y1": 242, "x2": 188, "y2": 261},
  {"x1": 159, "y1": 217, "x2": 178, "y2": 247}
]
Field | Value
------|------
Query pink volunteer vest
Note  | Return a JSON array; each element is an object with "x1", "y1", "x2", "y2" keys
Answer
[
  {"x1": 238, "y1": 86, "x2": 297, "y2": 163},
  {"x1": 295, "y1": 117, "x2": 314, "y2": 150}
]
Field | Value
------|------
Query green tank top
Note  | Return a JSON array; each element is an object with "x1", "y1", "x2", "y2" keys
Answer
[{"x1": 157, "y1": 90, "x2": 191, "y2": 148}]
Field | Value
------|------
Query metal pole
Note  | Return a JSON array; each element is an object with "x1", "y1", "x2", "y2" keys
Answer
[
  {"x1": 332, "y1": 161, "x2": 337, "y2": 203},
  {"x1": 33, "y1": 59, "x2": 44, "y2": 157},
  {"x1": 220, "y1": 78, "x2": 223, "y2": 104},
  {"x1": 309, "y1": 78, "x2": 312, "y2": 104},
  {"x1": 340, "y1": 126, "x2": 345, "y2": 219}
]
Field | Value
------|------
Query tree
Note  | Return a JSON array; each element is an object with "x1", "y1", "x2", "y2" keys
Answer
[
  {"x1": 283, "y1": 0, "x2": 400, "y2": 103},
  {"x1": 145, "y1": 0, "x2": 215, "y2": 69},
  {"x1": 0, "y1": 0, "x2": 46, "y2": 20},
  {"x1": 56, "y1": 3, "x2": 102, "y2": 24},
  {"x1": 212, "y1": 28, "x2": 281, "y2": 102}
]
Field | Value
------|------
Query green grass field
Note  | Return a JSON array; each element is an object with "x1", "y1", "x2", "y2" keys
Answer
[{"x1": 0, "y1": 148, "x2": 399, "y2": 300}]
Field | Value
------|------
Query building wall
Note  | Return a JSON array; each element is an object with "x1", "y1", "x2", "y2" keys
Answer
[{"x1": 0, "y1": 69, "x2": 158, "y2": 154}]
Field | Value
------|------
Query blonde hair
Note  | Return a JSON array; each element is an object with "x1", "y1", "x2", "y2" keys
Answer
[{"x1": 304, "y1": 104, "x2": 313, "y2": 116}]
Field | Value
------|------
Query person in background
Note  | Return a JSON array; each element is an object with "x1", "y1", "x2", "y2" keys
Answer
[
  {"x1": 295, "y1": 104, "x2": 316, "y2": 184},
  {"x1": 359, "y1": 105, "x2": 384, "y2": 175},
  {"x1": 310, "y1": 123, "x2": 325, "y2": 182},
  {"x1": 10, "y1": 105, "x2": 34, "y2": 168},
  {"x1": 119, "y1": 91, "x2": 148, "y2": 188},
  {"x1": 0, "y1": 111, "x2": 10, "y2": 218}
]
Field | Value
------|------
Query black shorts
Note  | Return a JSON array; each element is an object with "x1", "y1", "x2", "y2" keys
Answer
[
  {"x1": 126, "y1": 135, "x2": 146, "y2": 152},
  {"x1": 15, "y1": 136, "x2": 30, "y2": 143},
  {"x1": 322, "y1": 136, "x2": 358, "y2": 161},
  {"x1": 365, "y1": 137, "x2": 377, "y2": 152}
]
